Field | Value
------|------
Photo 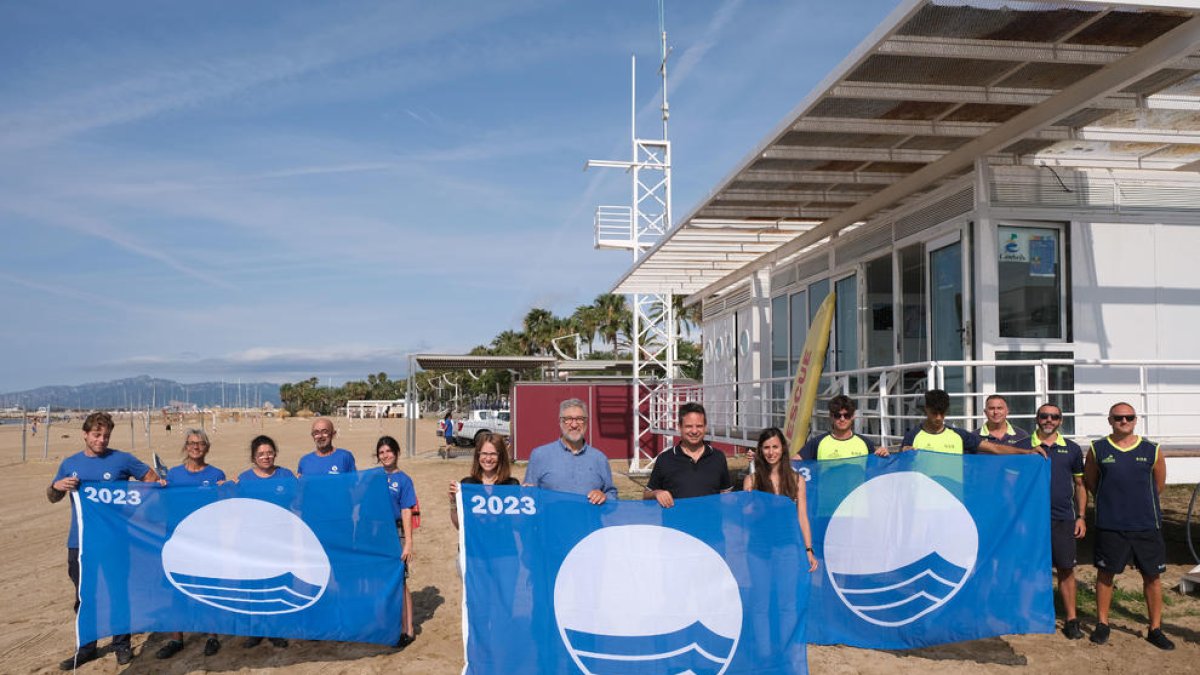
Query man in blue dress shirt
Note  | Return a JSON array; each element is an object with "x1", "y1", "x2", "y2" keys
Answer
[
  {"x1": 298, "y1": 417, "x2": 356, "y2": 476},
  {"x1": 524, "y1": 398, "x2": 616, "y2": 504}
]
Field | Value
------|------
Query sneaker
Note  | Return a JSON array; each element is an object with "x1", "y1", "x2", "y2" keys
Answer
[
  {"x1": 58, "y1": 648, "x2": 99, "y2": 671},
  {"x1": 1063, "y1": 618, "x2": 1084, "y2": 640},
  {"x1": 204, "y1": 637, "x2": 221, "y2": 656},
  {"x1": 1146, "y1": 628, "x2": 1175, "y2": 651},
  {"x1": 242, "y1": 637, "x2": 263, "y2": 648},
  {"x1": 1090, "y1": 622, "x2": 1111, "y2": 645},
  {"x1": 269, "y1": 638, "x2": 288, "y2": 648},
  {"x1": 115, "y1": 647, "x2": 134, "y2": 666},
  {"x1": 155, "y1": 639, "x2": 185, "y2": 659}
]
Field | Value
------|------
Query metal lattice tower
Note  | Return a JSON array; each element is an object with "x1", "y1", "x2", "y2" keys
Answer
[{"x1": 587, "y1": 23, "x2": 677, "y2": 473}]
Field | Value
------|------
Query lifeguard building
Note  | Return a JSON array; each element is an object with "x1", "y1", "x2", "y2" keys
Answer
[{"x1": 607, "y1": 0, "x2": 1200, "y2": 478}]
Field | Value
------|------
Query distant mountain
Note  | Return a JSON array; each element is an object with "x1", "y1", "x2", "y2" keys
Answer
[{"x1": 0, "y1": 375, "x2": 280, "y2": 410}]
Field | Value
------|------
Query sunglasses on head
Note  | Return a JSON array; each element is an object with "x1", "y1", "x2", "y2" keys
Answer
[
  {"x1": 1037, "y1": 412, "x2": 1062, "y2": 421},
  {"x1": 1110, "y1": 414, "x2": 1136, "y2": 423},
  {"x1": 831, "y1": 411, "x2": 853, "y2": 420}
]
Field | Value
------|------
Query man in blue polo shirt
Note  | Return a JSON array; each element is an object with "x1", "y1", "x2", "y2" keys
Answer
[
  {"x1": 977, "y1": 394, "x2": 1029, "y2": 444},
  {"x1": 1018, "y1": 402, "x2": 1085, "y2": 640},
  {"x1": 1084, "y1": 402, "x2": 1173, "y2": 650},
  {"x1": 524, "y1": 398, "x2": 616, "y2": 504},
  {"x1": 645, "y1": 402, "x2": 732, "y2": 507},
  {"x1": 47, "y1": 411, "x2": 159, "y2": 670},
  {"x1": 298, "y1": 417, "x2": 356, "y2": 476}
]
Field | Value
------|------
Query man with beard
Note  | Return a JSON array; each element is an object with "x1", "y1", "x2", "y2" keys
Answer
[
  {"x1": 524, "y1": 398, "x2": 616, "y2": 505},
  {"x1": 1017, "y1": 402, "x2": 1086, "y2": 640}
]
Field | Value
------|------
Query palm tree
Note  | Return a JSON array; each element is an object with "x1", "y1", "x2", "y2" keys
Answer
[
  {"x1": 491, "y1": 330, "x2": 527, "y2": 356},
  {"x1": 522, "y1": 308, "x2": 558, "y2": 355},
  {"x1": 593, "y1": 293, "x2": 631, "y2": 355},
  {"x1": 570, "y1": 305, "x2": 600, "y2": 355}
]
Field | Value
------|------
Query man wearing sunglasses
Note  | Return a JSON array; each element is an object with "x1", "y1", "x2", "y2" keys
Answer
[
  {"x1": 1084, "y1": 402, "x2": 1172, "y2": 650},
  {"x1": 1017, "y1": 403, "x2": 1085, "y2": 640},
  {"x1": 524, "y1": 398, "x2": 616, "y2": 505},
  {"x1": 798, "y1": 395, "x2": 886, "y2": 460}
]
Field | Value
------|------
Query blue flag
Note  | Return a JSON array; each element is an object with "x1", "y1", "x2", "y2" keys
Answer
[
  {"x1": 74, "y1": 472, "x2": 404, "y2": 646},
  {"x1": 459, "y1": 485, "x2": 809, "y2": 675},
  {"x1": 796, "y1": 451, "x2": 1054, "y2": 648}
]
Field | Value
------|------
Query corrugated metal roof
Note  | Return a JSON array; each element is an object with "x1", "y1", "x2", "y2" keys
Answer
[{"x1": 610, "y1": 0, "x2": 1200, "y2": 299}]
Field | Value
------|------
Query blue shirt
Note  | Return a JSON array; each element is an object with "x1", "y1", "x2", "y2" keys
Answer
[
  {"x1": 444, "y1": 420, "x2": 455, "y2": 440},
  {"x1": 164, "y1": 464, "x2": 226, "y2": 487},
  {"x1": 297, "y1": 448, "x2": 356, "y2": 476},
  {"x1": 53, "y1": 449, "x2": 151, "y2": 548},
  {"x1": 367, "y1": 467, "x2": 417, "y2": 521},
  {"x1": 1090, "y1": 436, "x2": 1161, "y2": 531},
  {"x1": 237, "y1": 466, "x2": 297, "y2": 482},
  {"x1": 1017, "y1": 432, "x2": 1083, "y2": 521},
  {"x1": 525, "y1": 439, "x2": 617, "y2": 500}
]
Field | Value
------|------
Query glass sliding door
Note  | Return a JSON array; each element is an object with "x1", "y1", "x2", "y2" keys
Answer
[
  {"x1": 929, "y1": 238, "x2": 965, "y2": 413},
  {"x1": 834, "y1": 275, "x2": 858, "y2": 373}
]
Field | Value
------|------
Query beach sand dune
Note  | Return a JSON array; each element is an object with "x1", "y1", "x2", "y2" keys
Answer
[{"x1": 1, "y1": 415, "x2": 1197, "y2": 673}]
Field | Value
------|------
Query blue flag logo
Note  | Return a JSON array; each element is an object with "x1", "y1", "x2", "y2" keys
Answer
[
  {"x1": 824, "y1": 471, "x2": 977, "y2": 626},
  {"x1": 161, "y1": 498, "x2": 331, "y2": 615},
  {"x1": 553, "y1": 524, "x2": 742, "y2": 674}
]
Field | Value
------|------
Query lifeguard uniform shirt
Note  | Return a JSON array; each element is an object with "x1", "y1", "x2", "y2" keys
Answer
[
  {"x1": 1089, "y1": 436, "x2": 1162, "y2": 531},
  {"x1": 900, "y1": 425, "x2": 981, "y2": 454},
  {"x1": 1018, "y1": 433, "x2": 1083, "y2": 520},
  {"x1": 798, "y1": 432, "x2": 875, "y2": 461},
  {"x1": 975, "y1": 421, "x2": 1028, "y2": 445},
  {"x1": 298, "y1": 448, "x2": 356, "y2": 476}
]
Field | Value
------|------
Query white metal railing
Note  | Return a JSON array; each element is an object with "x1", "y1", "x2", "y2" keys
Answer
[
  {"x1": 650, "y1": 359, "x2": 1200, "y2": 449},
  {"x1": 594, "y1": 205, "x2": 634, "y2": 249}
]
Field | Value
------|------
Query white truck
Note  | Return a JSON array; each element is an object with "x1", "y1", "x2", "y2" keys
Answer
[{"x1": 454, "y1": 409, "x2": 511, "y2": 447}]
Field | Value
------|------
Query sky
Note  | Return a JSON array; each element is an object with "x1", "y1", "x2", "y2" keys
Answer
[{"x1": 0, "y1": 0, "x2": 898, "y2": 391}]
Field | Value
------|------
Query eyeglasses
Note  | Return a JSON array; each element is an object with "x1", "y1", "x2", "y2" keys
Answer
[
  {"x1": 311, "y1": 429, "x2": 333, "y2": 437},
  {"x1": 560, "y1": 416, "x2": 587, "y2": 425},
  {"x1": 185, "y1": 441, "x2": 206, "y2": 447},
  {"x1": 1110, "y1": 414, "x2": 1137, "y2": 423},
  {"x1": 1037, "y1": 413, "x2": 1062, "y2": 421},
  {"x1": 831, "y1": 412, "x2": 853, "y2": 420}
]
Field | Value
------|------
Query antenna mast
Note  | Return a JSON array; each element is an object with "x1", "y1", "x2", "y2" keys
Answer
[{"x1": 585, "y1": 1, "x2": 676, "y2": 473}]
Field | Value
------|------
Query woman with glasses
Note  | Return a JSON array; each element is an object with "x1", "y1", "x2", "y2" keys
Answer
[
  {"x1": 237, "y1": 435, "x2": 296, "y2": 483},
  {"x1": 234, "y1": 435, "x2": 293, "y2": 649},
  {"x1": 155, "y1": 429, "x2": 226, "y2": 660},
  {"x1": 449, "y1": 433, "x2": 519, "y2": 530},
  {"x1": 374, "y1": 436, "x2": 418, "y2": 648},
  {"x1": 745, "y1": 427, "x2": 819, "y2": 572}
]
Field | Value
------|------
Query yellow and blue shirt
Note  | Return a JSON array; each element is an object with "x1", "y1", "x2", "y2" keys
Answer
[
  {"x1": 900, "y1": 425, "x2": 981, "y2": 455},
  {"x1": 1017, "y1": 432, "x2": 1083, "y2": 521},
  {"x1": 1089, "y1": 435, "x2": 1161, "y2": 531},
  {"x1": 798, "y1": 432, "x2": 876, "y2": 461},
  {"x1": 975, "y1": 422, "x2": 1028, "y2": 445}
]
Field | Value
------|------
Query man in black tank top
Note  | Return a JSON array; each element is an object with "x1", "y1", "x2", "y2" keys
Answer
[{"x1": 1083, "y1": 402, "x2": 1173, "y2": 650}]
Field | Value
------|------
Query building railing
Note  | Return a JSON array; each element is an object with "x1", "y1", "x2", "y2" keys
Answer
[{"x1": 649, "y1": 359, "x2": 1200, "y2": 449}]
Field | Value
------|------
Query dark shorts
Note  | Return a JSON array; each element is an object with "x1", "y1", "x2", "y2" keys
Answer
[
  {"x1": 397, "y1": 530, "x2": 411, "y2": 581},
  {"x1": 1094, "y1": 528, "x2": 1166, "y2": 576},
  {"x1": 1051, "y1": 519, "x2": 1078, "y2": 570}
]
